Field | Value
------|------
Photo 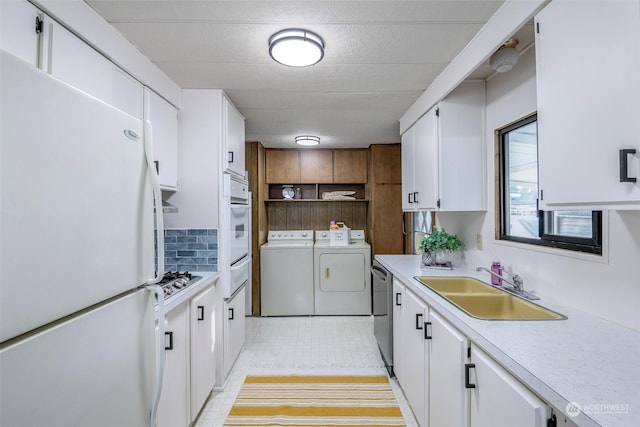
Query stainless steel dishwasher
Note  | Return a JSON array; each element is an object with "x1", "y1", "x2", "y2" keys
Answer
[{"x1": 371, "y1": 260, "x2": 393, "y2": 376}]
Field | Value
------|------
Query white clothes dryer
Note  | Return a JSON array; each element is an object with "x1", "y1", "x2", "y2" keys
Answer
[
  {"x1": 260, "y1": 230, "x2": 314, "y2": 316},
  {"x1": 313, "y1": 230, "x2": 372, "y2": 315}
]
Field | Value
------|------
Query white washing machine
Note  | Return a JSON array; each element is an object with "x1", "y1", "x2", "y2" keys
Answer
[
  {"x1": 260, "y1": 230, "x2": 314, "y2": 316},
  {"x1": 313, "y1": 230, "x2": 372, "y2": 315}
]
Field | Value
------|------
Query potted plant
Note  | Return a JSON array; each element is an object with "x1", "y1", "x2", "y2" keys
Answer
[{"x1": 419, "y1": 227, "x2": 464, "y2": 265}]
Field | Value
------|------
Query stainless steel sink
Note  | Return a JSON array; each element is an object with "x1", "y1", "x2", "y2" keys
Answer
[{"x1": 414, "y1": 276, "x2": 566, "y2": 321}]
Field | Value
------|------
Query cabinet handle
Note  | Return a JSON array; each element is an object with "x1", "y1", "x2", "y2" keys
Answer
[
  {"x1": 325, "y1": 268, "x2": 330, "y2": 278},
  {"x1": 424, "y1": 321, "x2": 432, "y2": 340},
  {"x1": 229, "y1": 308, "x2": 235, "y2": 320},
  {"x1": 413, "y1": 192, "x2": 419, "y2": 203},
  {"x1": 228, "y1": 151, "x2": 234, "y2": 163},
  {"x1": 619, "y1": 149, "x2": 637, "y2": 182},
  {"x1": 408, "y1": 193, "x2": 413, "y2": 204},
  {"x1": 395, "y1": 292, "x2": 402, "y2": 306},
  {"x1": 154, "y1": 160, "x2": 160, "y2": 174},
  {"x1": 465, "y1": 363, "x2": 476, "y2": 389},
  {"x1": 415, "y1": 313, "x2": 423, "y2": 330},
  {"x1": 164, "y1": 331, "x2": 173, "y2": 351},
  {"x1": 197, "y1": 305, "x2": 205, "y2": 321}
]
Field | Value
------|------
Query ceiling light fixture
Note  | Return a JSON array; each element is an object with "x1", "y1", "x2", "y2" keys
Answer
[
  {"x1": 295, "y1": 135, "x2": 320, "y2": 146},
  {"x1": 490, "y1": 38, "x2": 520, "y2": 73},
  {"x1": 269, "y1": 29, "x2": 324, "y2": 67}
]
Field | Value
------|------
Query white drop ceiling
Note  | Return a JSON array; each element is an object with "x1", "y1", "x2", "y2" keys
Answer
[{"x1": 85, "y1": 0, "x2": 534, "y2": 148}]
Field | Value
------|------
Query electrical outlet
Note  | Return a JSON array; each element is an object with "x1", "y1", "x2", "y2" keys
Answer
[{"x1": 476, "y1": 233, "x2": 483, "y2": 251}]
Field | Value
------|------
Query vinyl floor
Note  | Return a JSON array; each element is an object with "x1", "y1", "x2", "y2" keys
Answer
[{"x1": 193, "y1": 316, "x2": 419, "y2": 427}]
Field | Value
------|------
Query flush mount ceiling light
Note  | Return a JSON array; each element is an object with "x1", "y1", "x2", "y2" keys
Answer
[
  {"x1": 490, "y1": 38, "x2": 520, "y2": 73},
  {"x1": 269, "y1": 29, "x2": 324, "y2": 67},
  {"x1": 295, "y1": 135, "x2": 320, "y2": 146}
]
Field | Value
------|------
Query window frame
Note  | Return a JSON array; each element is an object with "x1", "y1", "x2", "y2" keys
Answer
[{"x1": 496, "y1": 113, "x2": 603, "y2": 255}]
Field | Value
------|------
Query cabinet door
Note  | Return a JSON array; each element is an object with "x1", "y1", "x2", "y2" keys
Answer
[
  {"x1": 112, "y1": 67, "x2": 143, "y2": 119},
  {"x1": 145, "y1": 88, "x2": 178, "y2": 190},
  {"x1": 536, "y1": 0, "x2": 640, "y2": 208},
  {"x1": 48, "y1": 21, "x2": 113, "y2": 105},
  {"x1": 300, "y1": 150, "x2": 333, "y2": 183},
  {"x1": 438, "y1": 81, "x2": 485, "y2": 211},
  {"x1": 402, "y1": 289, "x2": 428, "y2": 427},
  {"x1": 157, "y1": 303, "x2": 190, "y2": 427},
  {"x1": 224, "y1": 96, "x2": 246, "y2": 177},
  {"x1": 224, "y1": 286, "x2": 246, "y2": 378},
  {"x1": 334, "y1": 149, "x2": 368, "y2": 183},
  {"x1": 401, "y1": 126, "x2": 416, "y2": 211},
  {"x1": 190, "y1": 285, "x2": 217, "y2": 421},
  {"x1": 265, "y1": 150, "x2": 300, "y2": 183},
  {"x1": 0, "y1": 0, "x2": 41, "y2": 67},
  {"x1": 392, "y1": 279, "x2": 405, "y2": 385},
  {"x1": 429, "y1": 310, "x2": 468, "y2": 427},
  {"x1": 469, "y1": 345, "x2": 548, "y2": 427},
  {"x1": 414, "y1": 108, "x2": 439, "y2": 210}
]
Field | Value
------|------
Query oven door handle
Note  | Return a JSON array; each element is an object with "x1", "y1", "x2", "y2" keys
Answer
[{"x1": 230, "y1": 256, "x2": 251, "y2": 271}]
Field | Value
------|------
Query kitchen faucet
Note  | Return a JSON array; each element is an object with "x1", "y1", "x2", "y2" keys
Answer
[{"x1": 475, "y1": 266, "x2": 540, "y2": 300}]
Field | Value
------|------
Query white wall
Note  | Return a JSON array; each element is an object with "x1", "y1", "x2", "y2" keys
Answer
[{"x1": 437, "y1": 47, "x2": 640, "y2": 331}]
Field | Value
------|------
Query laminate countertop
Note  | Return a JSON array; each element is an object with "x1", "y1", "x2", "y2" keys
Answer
[{"x1": 376, "y1": 255, "x2": 639, "y2": 427}]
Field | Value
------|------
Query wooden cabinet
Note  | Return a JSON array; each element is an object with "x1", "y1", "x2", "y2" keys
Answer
[
  {"x1": 300, "y1": 150, "x2": 333, "y2": 183},
  {"x1": 367, "y1": 144, "x2": 403, "y2": 256},
  {"x1": 145, "y1": 88, "x2": 178, "y2": 190},
  {"x1": 224, "y1": 95, "x2": 246, "y2": 177},
  {"x1": 265, "y1": 150, "x2": 300, "y2": 183},
  {"x1": 334, "y1": 149, "x2": 368, "y2": 183},
  {"x1": 469, "y1": 344, "x2": 549, "y2": 427},
  {"x1": 224, "y1": 285, "x2": 246, "y2": 379},
  {"x1": 265, "y1": 149, "x2": 368, "y2": 184},
  {"x1": 535, "y1": 0, "x2": 640, "y2": 209},
  {"x1": 0, "y1": 0, "x2": 41, "y2": 67},
  {"x1": 157, "y1": 302, "x2": 190, "y2": 427},
  {"x1": 189, "y1": 285, "x2": 217, "y2": 421},
  {"x1": 401, "y1": 81, "x2": 485, "y2": 212}
]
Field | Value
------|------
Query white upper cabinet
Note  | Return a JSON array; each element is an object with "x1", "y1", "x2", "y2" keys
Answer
[
  {"x1": 0, "y1": 0, "x2": 41, "y2": 67},
  {"x1": 401, "y1": 81, "x2": 485, "y2": 212},
  {"x1": 223, "y1": 95, "x2": 246, "y2": 177},
  {"x1": 48, "y1": 20, "x2": 144, "y2": 119},
  {"x1": 536, "y1": 0, "x2": 640, "y2": 209},
  {"x1": 144, "y1": 88, "x2": 178, "y2": 191}
]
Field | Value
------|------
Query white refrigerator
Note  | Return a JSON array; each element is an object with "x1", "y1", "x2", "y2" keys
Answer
[{"x1": 0, "y1": 50, "x2": 166, "y2": 426}]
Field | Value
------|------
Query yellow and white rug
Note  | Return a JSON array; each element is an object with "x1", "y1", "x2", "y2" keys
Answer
[{"x1": 223, "y1": 374, "x2": 406, "y2": 426}]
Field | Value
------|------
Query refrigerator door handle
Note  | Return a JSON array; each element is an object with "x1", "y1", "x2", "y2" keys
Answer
[
  {"x1": 143, "y1": 119, "x2": 165, "y2": 284},
  {"x1": 143, "y1": 284, "x2": 165, "y2": 427}
]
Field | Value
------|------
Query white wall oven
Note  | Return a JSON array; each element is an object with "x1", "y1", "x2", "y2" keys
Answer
[{"x1": 223, "y1": 173, "x2": 251, "y2": 299}]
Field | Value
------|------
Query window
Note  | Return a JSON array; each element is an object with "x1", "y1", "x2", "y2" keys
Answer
[{"x1": 498, "y1": 114, "x2": 602, "y2": 254}]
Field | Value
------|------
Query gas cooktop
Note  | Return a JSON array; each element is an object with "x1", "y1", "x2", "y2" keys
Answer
[{"x1": 158, "y1": 271, "x2": 202, "y2": 299}]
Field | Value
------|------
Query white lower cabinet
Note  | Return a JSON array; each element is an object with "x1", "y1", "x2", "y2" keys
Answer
[
  {"x1": 224, "y1": 285, "x2": 246, "y2": 379},
  {"x1": 428, "y1": 310, "x2": 468, "y2": 427},
  {"x1": 157, "y1": 302, "x2": 190, "y2": 427},
  {"x1": 468, "y1": 344, "x2": 549, "y2": 427},
  {"x1": 158, "y1": 281, "x2": 220, "y2": 427},
  {"x1": 189, "y1": 285, "x2": 217, "y2": 421},
  {"x1": 402, "y1": 288, "x2": 429, "y2": 427},
  {"x1": 392, "y1": 279, "x2": 405, "y2": 383},
  {"x1": 393, "y1": 278, "x2": 552, "y2": 427}
]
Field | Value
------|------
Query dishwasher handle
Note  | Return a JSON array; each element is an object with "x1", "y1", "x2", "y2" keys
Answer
[{"x1": 371, "y1": 264, "x2": 388, "y2": 282}]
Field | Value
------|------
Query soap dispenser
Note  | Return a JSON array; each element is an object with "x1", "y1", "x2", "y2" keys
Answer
[{"x1": 491, "y1": 259, "x2": 502, "y2": 286}]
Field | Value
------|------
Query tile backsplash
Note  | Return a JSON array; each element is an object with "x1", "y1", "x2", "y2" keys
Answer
[{"x1": 161, "y1": 229, "x2": 218, "y2": 272}]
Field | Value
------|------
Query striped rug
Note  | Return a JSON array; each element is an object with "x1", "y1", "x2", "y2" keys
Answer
[{"x1": 223, "y1": 374, "x2": 406, "y2": 426}]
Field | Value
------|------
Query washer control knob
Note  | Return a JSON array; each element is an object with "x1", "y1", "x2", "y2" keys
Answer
[{"x1": 301, "y1": 232, "x2": 307, "y2": 237}]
